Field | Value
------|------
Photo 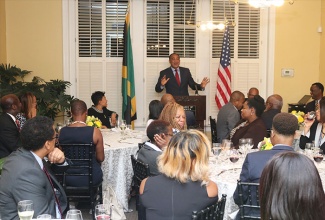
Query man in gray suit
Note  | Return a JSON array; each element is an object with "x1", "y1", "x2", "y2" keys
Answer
[
  {"x1": 138, "y1": 120, "x2": 173, "y2": 175},
  {"x1": 216, "y1": 91, "x2": 245, "y2": 143},
  {"x1": 0, "y1": 116, "x2": 69, "y2": 219}
]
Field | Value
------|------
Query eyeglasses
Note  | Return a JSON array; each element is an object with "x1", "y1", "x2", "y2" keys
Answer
[{"x1": 51, "y1": 134, "x2": 59, "y2": 140}]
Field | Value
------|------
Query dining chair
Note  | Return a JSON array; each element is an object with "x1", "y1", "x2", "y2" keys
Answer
[
  {"x1": 59, "y1": 142, "x2": 102, "y2": 220},
  {"x1": 138, "y1": 142, "x2": 146, "y2": 151},
  {"x1": 210, "y1": 116, "x2": 218, "y2": 144},
  {"x1": 192, "y1": 194, "x2": 227, "y2": 220},
  {"x1": 237, "y1": 180, "x2": 261, "y2": 220},
  {"x1": 130, "y1": 155, "x2": 150, "y2": 220}
]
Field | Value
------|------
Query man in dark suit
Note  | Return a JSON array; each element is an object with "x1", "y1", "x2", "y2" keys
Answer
[
  {"x1": 0, "y1": 94, "x2": 22, "y2": 159},
  {"x1": 233, "y1": 113, "x2": 297, "y2": 219},
  {"x1": 305, "y1": 82, "x2": 324, "y2": 113},
  {"x1": 155, "y1": 53, "x2": 210, "y2": 96},
  {"x1": 261, "y1": 94, "x2": 283, "y2": 130},
  {"x1": 0, "y1": 116, "x2": 70, "y2": 219},
  {"x1": 138, "y1": 120, "x2": 172, "y2": 175}
]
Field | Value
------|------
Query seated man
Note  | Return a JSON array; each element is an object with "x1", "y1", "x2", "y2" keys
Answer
[
  {"x1": 233, "y1": 113, "x2": 297, "y2": 219},
  {"x1": 137, "y1": 120, "x2": 173, "y2": 175},
  {"x1": 216, "y1": 91, "x2": 245, "y2": 143},
  {"x1": 0, "y1": 94, "x2": 22, "y2": 158},
  {"x1": 87, "y1": 91, "x2": 117, "y2": 129},
  {"x1": 0, "y1": 116, "x2": 70, "y2": 219},
  {"x1": 261, "y1": 94, "x2": 283, "y2": 130}
]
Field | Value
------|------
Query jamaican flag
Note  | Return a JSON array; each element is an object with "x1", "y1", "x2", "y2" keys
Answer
[{"x1": 122, "y1": 6, "x2": 137, "y2": 125}]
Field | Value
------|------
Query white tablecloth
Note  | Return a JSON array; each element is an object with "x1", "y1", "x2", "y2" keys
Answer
[
  {"x1": 101, "y1": 129, "x2": 145, "y2": 211},
  {"x1": 209, "y1": 149, "x2": 325, "y2": 220}
]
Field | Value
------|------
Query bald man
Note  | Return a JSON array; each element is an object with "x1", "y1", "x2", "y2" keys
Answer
[
  {"x1": 261, "y1": 94, "x2": 283, "y2": 130},
  {"x1": 0, "y1": 94, "x2": 22, "y2": 158},
  {"x1": 217, "y1": 91, "x2": 245, "y2": 143},
  {"x1": 247, "y1": 87, "x2": 259, "y2": 99}
]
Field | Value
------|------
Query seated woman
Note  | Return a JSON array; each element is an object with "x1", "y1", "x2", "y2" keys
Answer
[
  {"x1": 146, "y1": 100, "x2": 164, "y2": 129},
  {"x1": 87, "y1": 91, "x2": 117, "y2": 129},
  {"x1": 230, "y1": 95, "x2": 267, "y2": 148},
  {"x1": 159, "y1": 102, "x2": 187, "y2": 133},
  {"x1": 59, "y1": 100, "x2": 104, "y2": 187},
  {"x1": 260, "y1": 151, "x2": 325, "y2": 219},
  {"x1": 139, "y1": 130, "x2": 218, "y2": 220},
  {"x1": 300, "y1": 97, "x2": 325, "y2": 152},
  {"x1": 16, "y1": 92, "x2": 37, "y2": 130}
]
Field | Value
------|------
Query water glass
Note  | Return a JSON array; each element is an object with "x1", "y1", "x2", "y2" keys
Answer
[
  {"x1": 37, "y1": 214, "x2": 52, "y2": 219},
  {"x1": 66, "y1": 209, "x2": 83, "y2": 220},
  {"x1": 95, "y1": 204, "x2": 110, "y2": 220},
  {"x1": 246, "y1": 138, "x2": 254, "y2": 149},
  {"x1": 17, "y1": 200, "x2": 34, "y2": 220},
  {"x1": 212, "y1": 143, "x2": 221, "y2": 161},
  {"x1": 221, "y1": 139, "x2": 233, "y2": 151}
]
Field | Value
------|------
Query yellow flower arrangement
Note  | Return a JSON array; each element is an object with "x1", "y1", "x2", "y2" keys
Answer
[
  {"x1": 290, "y1": 110, "x2": 305, "y2": 125},
  {"x1": 260, "y1": 137, "x2": 273, "y2": 150},
  {"x1": 86, "y1": 116, "x2": 102, "y2": 128}
]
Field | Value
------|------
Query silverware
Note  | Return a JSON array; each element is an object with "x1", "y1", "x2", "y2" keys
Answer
[{"x1": 105, "y1": 143, "x2": 111, "y2": 147}]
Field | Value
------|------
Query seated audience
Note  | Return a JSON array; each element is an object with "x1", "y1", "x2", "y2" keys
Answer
[
  {"x1": 140, "y1": 130, "x2": 218, "y2": 219},
  {"x1": 305, "y1": 82, "x2": 324, "y2": 113},
  {"x1": 146, "y1": 100, "x2": 164, "y2": 129},
  {"x1": 16, "y1": 92, "x2": 37, "y2": 130},
  {"x1": 159, "y1": 102, "x2": 187, "y2": 132},
  {"x1": 260, "y1": 151, "x2": 325, "y2": 220},
  {"x1": 59, "y1": 100, "x2": 104, "y2": 187},
  {"x1": 217, "y1": 91, "x2": 245, "y2": 143},
  {"x1": 230, "y1": 95, "x2": 267, "y2": 148},
  {"x1": 0, "y1": 94, "x2": 22, "y2": 159},
  {"x1": 138, "y1": 120, "x2": 172, "y2": 175},
  {"x1": 0, "y1": 116, "x2": 69, "y2": 219},
  {"x1": 233, "y1": 113, "x2": 297, "y2": 220},
  {"x1": 160, "y1": 93, "x2": 196, "y2": 127},
  {"x1": 261, "y1": 94, "x2": 283, "y2": 130},
  {"x1": 247, "y1": 87, "x2": 259, "y2": 99},
  {"x1": 87, "y1": 91, "x2": 117, "y2": 128},
  {"x1": 300, "y1": 97, "x2": 325, "y2": 152}
]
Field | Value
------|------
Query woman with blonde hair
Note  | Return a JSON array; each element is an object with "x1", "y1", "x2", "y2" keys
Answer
[
  {"x1": 159, "y1": 102, "x2": 187, "y2": 132},
  {"x1": 140, "y1": 130, "x2": 218, "y2": 220}
]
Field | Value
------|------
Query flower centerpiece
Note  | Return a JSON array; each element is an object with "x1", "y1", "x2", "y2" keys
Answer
[
  {"x1": 290, "y1": 110, "x2": 305, "y2": 125},
  {"x1": 86, "y1": 116, "x2": 102, "y2": 128},
  {"x1": 259, "y1": 137, "x2": 273, "y2": 150}
]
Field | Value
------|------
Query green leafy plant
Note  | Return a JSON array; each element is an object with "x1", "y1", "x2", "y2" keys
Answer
[{"x1": 0, "y1": 64, "x2": 74, "y2": 120}]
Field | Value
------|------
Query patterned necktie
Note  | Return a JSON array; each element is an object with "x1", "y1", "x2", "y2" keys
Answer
[
  {"x1": 15, "y1": 119, "x2": 21, "y2": 132},
  {"x1": 43, "y1": 164, "x2": 62, "y2": 217},
  {"x1": 175, "y1": 69, "x2": 180, "y2": 86},
  {"x1": 315, "y1": 100, "x2": 319, "y2": 111}
]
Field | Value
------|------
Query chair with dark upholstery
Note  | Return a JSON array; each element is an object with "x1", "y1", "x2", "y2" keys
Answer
[
  {"x1": 59, "y1": 143, "x2": 102, "y2": 220},
  {"x1": 237, "y1": 180, "x2": 261, "y2": 220},
  {"x1": 210, "y1": 116, "x2": 218, "y2": 144},
  {"x1": 131, "y1": 155, "x2": 150, "y2": 220},
  {"x1": 138, "y1": 142, "x2": 146, "y2": 151},
  {"x1": 192, "y1": 194, "x2": 227, "y2": 220}
]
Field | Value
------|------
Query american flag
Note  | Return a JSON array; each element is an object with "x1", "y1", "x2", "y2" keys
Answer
[{"x1": 215, "y1": 26, "x2": 231, "y2": 109}]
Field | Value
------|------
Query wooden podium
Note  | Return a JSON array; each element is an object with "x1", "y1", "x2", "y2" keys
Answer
[{"x1": 174, "y1": 95, "x2": 206, "y2": 129}]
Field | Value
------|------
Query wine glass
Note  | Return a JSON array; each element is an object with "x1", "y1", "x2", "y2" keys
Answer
[
  {"x1": 65, "y1": 209, "x2": 83, "y2": 220},
  {"x1": 212, "y1": 143, "x2": 221, "y2": 162},
  {"x1": 245, "y1": 138, "x2": 254, "y2": 150},
  {"x1": 238, "y1": 138, "x2": 247, "y2": 157},
  {"x1": 313, "y1": 153, "x2": 324, "y2": 167},
  {"x1": 17, "y1": 200, "x2": 34, "y2": 220},
  {"x1": 229, "y1": 149, "x2": 240, "y2": 173},
  {"x1": 95, "y1": 204, "x2": 110, "y2": 220},
  {"x1": 305, "y1": 143, "x2": 314, "y2": 157}
]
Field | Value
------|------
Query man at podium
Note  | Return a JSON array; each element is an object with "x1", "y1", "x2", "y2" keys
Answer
[{"x1": 155, "y1": 53, "x2": 210, "y2": 96}]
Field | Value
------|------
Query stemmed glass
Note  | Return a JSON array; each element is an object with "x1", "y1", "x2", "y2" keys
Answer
[
  {"x1": 246, "y1": 138, "x2": 254, "y2": 150},
  {"x1": 305, "y1": 143, "x2": 314, "y2": 158},
  {"x1": 238, "y1": 138, "x2": 247, "y2": 157},
  {"x1": 17, "y1": 200, "x2": 34, "y2": 220},
  {"x1": 229, "y1": 149, "x2": 240, "y2": 173},
  {"x1": 65, "y1": 209, "x2": 83, "y2": 220},
  {"x1": 313, "y1": 152, "x2": 324, "y2": 168},
  {"x1": 95, "y1": 204, "x2": 110, "y2": 220},
  {"x1": 212, "y1": 143, "x2": 221, "y2": 163}
]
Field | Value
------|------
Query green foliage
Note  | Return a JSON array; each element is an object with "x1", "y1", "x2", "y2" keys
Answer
[{"x1": 0, "y1": 64, "x2": 74, "y2": 120}]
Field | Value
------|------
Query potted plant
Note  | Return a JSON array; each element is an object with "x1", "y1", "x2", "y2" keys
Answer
[{"x1": 0, "y1": 64, "x2": 74, "y2": 120}]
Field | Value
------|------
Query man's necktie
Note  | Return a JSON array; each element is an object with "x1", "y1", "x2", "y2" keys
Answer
[
  {"x1": 315, "y1": 100, "x2": 319, "y2": 111},
  {"x1": 15, "y1": 119, "x2": 21, "y2": 132},
  {"x1": 175, "y1": 69, "x2": 180, "y2": 86},
  {"x1": 43, "y1": 164, "x2": 62, "y2": 217}
]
